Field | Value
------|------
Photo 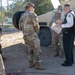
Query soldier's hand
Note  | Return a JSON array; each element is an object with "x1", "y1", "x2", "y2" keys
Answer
[
  {"x1": 34, "y1": 25, "x2": 40, "y2": 33},
  {"x1": 55, "y1": 24, "x2": 62, "y2": 28},
  {"x1": 56, "y1": 20, "x2": 63, "y2": 25}
]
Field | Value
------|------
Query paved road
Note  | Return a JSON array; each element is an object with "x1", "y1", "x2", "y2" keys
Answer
[
  {"x1": 1, "y1": 31, "x2": 75, "y2": 75},
  {"x1": 3, "y1": 45, "x2": 75, "y2": 75}
]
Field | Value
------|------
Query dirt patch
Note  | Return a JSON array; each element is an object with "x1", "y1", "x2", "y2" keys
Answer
[{"x1": 1, "y1": 32, "x2": 24, "y2": 48}]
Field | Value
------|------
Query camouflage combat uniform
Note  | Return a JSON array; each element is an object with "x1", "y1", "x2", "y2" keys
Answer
[
  {"x1": 0, "y1": 43, "x2": 2, "y2": 54},
  {"x1": 19, "y1": 10, "x2": 42, "y2": 65},
  {"x1": 0, "y1": 28, "x2": 6, "y2": 60},
  {"x1": 0, "y1": 28, "x2": 2, "y2": 54},
  {"x1": 19, "y1": 2, "x2": 45, "y2": 70},
  {"x1": 49, "y1": 12, "x2": 64, "y2": 57}
]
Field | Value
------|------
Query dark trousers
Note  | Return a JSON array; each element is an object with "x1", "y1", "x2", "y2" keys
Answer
[{"x1": 63, "y1": 32, "x2": 74, "y2": 64}]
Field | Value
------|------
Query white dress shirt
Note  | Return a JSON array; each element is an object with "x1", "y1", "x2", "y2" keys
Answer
[{"x1": 61, "y1": 11, "x2": 74, "y2": 28}]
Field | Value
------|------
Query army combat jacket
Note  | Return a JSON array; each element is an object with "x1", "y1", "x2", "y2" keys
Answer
[{"x1": 19, "y1": 10, "x2": 40, "y2": 35}]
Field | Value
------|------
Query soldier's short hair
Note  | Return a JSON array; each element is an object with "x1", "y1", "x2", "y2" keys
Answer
[
  {"x1": 64, "y1": 4, "x2": 70, "y2": 7},
  {"x1": 24, "y1": 2, "x2": 35, "y2": 9}
]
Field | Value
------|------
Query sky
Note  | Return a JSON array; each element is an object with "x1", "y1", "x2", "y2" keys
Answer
[
  {"x1": 51, "y1": 0, "x2": 60, "y2": 9},
  {"x1": 1, "y1": 0, "x2": 60, "y2": 9},
  {"x1": 2, "y1": 0, "x2": 14, "y2": 6},
  {"x1": 2, "y1": 0, "x2": 8, "y2": 6}
]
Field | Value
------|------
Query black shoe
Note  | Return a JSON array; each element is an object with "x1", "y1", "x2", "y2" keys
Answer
[
  {"x1": 61, "y1": 63, "x2": 72, "y2": 66},
  {"x1": 64, "y1": 61, "x2": 74, "y2": 64}
]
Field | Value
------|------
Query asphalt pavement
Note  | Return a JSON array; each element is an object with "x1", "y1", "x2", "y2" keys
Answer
[{"x1": 3, "y1": 45, "x2": 75, "y2": 75}]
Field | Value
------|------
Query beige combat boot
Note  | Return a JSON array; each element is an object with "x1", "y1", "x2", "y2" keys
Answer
[
  {"x1": 35, "y1": 62, "x2": 45, "y2": 70},
  {"x1": 29, "y1": 61, "x2": 35, "y2": 68}
]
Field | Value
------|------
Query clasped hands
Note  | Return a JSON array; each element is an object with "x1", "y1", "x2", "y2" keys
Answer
[{"x1": 55, "y1": 20, "x2": 63, "y2": 28}]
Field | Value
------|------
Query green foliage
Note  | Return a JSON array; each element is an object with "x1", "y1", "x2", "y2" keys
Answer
[
  {"x1": 25, "y1": 0, "x2": 54, "y2": 15},
  {"x1": 6, "y1": 1, "x2": 23, "y2": 15},
  {"x1": 0, "y1": 12, "x2": 4, "y2": 23},
  {"x1": 12, "y1": 1, "x2": 23, "y2": 14},
  {"x1": 0, "y1": 0, "x2": 54, "y2": 23},
  {"x1": 0, "y1": 12, "x2": 1, "y2": 22},
  {"x1": 7, "y1": 0, "x2": 54, "y2": 15}
]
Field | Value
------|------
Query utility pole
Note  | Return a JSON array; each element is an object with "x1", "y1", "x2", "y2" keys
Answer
[
  {"x1": 7, "y1": 0, "x2": 9, "y2": 11},
  {"x1": 1, "y1": 0, "x2": 3, "y2": 28}
]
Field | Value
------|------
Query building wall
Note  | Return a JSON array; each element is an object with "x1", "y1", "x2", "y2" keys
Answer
[{"x1": 60, "y1": 0, "x2": 75, "y2": 9}]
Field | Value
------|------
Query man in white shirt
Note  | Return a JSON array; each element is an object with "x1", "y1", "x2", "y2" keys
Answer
[{"x1": 59, "y1": 4, "x2": 75, "y2": 66}]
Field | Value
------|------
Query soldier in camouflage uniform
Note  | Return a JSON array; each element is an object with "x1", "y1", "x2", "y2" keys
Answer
[
  {"x1": 49, "y1": 11, "x2": 64, "y2": 58},
  {"x1": 0, "y1": 28, "x2": 6, "y2": 61},
  {"x1": 0, "y1": 28, "x2": 2, "y2": 55},
  {"x1": 19, "y1": 2, "x2": 45, "y2": 70},
  {"x1": 57, "y1": 5, "x2": 65, "y2": 23}
]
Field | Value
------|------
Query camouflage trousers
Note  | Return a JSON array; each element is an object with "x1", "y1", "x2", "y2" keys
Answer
[
  {"x1": 51, "y1": 30, "x2": 64, "y2": 56},
  {"x1": 23, "y1": 33, "x2": 41, "y2": 62},
  {"x1": 0, "y1": 44, "x2": 2, "y2": 54}
]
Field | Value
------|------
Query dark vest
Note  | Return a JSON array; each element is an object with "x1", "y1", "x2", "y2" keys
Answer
[{"x1": 62, "y1": 10, "x2": 74, "y2": 34}]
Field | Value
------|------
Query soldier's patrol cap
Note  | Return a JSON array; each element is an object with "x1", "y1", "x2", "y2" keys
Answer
[
  {"x1": 64, "y1": 4, "x2": 70, "y2": 7},
  {"x1": 24, "y1": 2, "x2": 35, "y2": 9},
  {"x1": 55, "y1": 11, "x2": 61, "y2": 14},
  {"x1": 58, "y1": 5, "x2": 62, "y2": 10}
]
